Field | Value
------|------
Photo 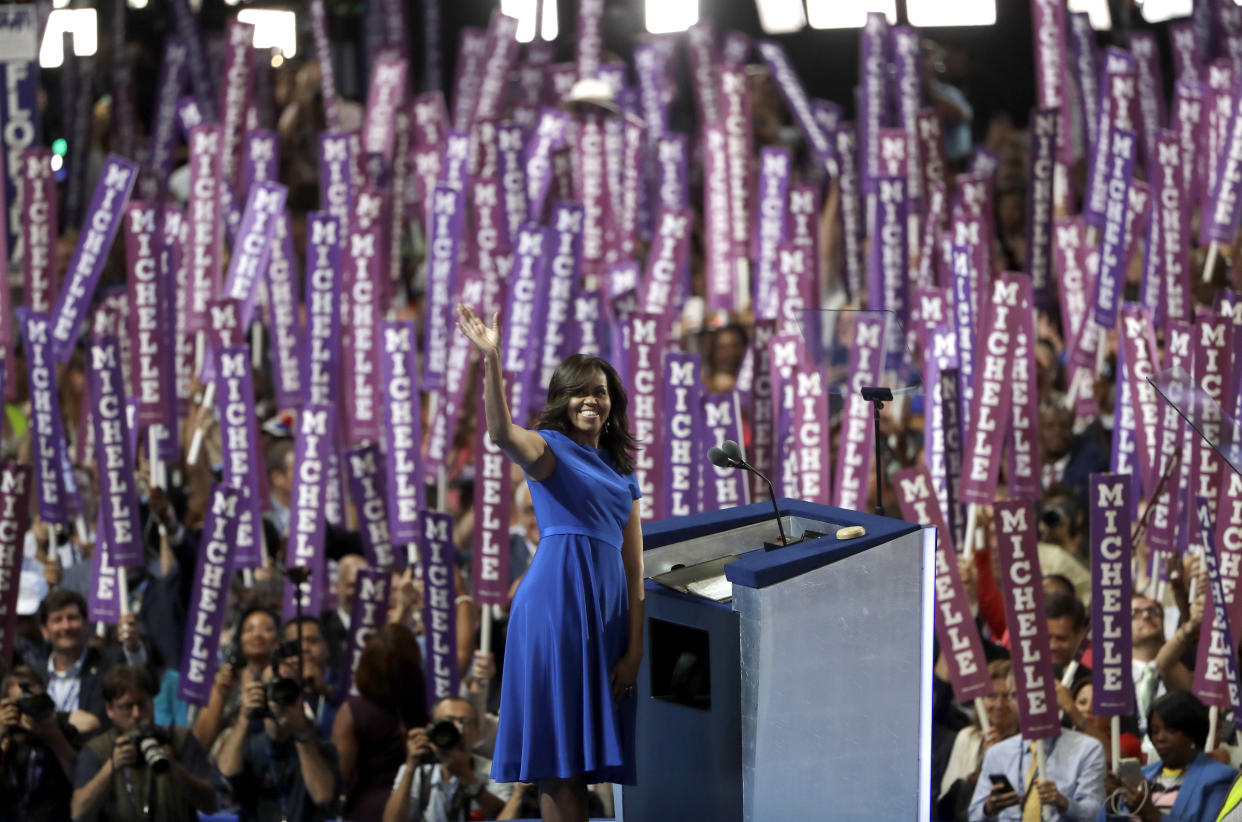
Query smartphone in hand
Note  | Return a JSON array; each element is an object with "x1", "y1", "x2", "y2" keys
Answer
[{"x1": 989, "y1": 773, "x2": 1016, "y2": 794}]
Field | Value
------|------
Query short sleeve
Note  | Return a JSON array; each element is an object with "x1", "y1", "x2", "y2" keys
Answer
[{"x1": 627, "y1": 473, "x2": 642, "y2": 501}]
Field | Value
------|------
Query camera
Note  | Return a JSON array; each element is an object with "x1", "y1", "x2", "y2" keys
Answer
[
  {"x1": 16, "y1": 682, "x2": 55, "y2": 722},
  {"x1": 1040, "y1": 501, "x2": 1072, "y2": 530},
  {"x1": 416, "y1": 719, "x2": 464, "y2": 765},
  {"x1": 223, "y1": 643, "x2": 246, "y2": 670},
  {"x1": 274, "y1": 639, "x2": 301, "y2": 661},
  {"x1": 248, "y1": 676, "x2": 302, "y2": 719},
  {"x1": 126, "y1": 723, "x2": 172, "y2": 774}
]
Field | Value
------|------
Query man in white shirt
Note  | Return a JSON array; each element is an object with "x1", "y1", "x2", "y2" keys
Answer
[{"x1": 969, "y1": 674, "x2": 1106, "y2": 821}]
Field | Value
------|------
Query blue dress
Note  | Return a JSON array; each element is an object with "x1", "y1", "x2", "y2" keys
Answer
[{"x1": 491, "y1": 428, "x2": 641, "y2": 785}]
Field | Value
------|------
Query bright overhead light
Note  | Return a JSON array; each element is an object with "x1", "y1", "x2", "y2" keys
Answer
[
  {"x1": 806, "y1": 0, "x2": 897, "y2": 29},
  {"x1": 755, "y1": 0, "x2": 806, "y2": 34},
  {"x1": 52, "y1": 0, "x2": 70, "y2": 8},
  {"x1": 237, "y1": 9, "x2": 297, "y2": 58},
  {"x1": 1067, "y1": 0, "x2": 1111, "y2": 29},
  {"x1": 907, "y1": 0, "x2": 995, "y2": 26},
  {"x1": 541, "y1": 0, "x2": 558, "y2": 41},
  {"x1": 40, "y1": 9, "x2": 97, "y2": 69},
  {"x1": 645, "y1": 0, "x2": 698, "y2": 34},
  {"x1": 127, "y1": 0, "x2": 150, "y2": 8},
  {"x1": 501, "y1": 0, "x2": 539, "y2": 43},
  {"x1": 50, "y1": 154, "x2": 63, "y2": 172},
  {"x1": 1138, "y1": 0, "x2": 1192, "y2": 23}
]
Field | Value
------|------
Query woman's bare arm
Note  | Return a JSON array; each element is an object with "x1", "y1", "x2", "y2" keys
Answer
[{"x1": 456, "y1": 305, "x2": 554, "y2": 480}]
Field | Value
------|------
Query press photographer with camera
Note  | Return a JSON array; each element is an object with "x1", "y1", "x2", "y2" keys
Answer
[
  {"x1": 0, "y1": 667, "x2": 81, "y2": 822},
  {"x1": 70, "y1": 666, "x2": 219, "y2": 822},
  {"x1": 382, "y1": 696, "x2": 517, "y2": 822},
  {"x1": 216, "y1": 663, "x2": 340, "y2": 822}
]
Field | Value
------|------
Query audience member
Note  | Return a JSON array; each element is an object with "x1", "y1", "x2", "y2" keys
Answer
[{"x1": 0, "y1": 666, "x2": 81, "y2": 822}]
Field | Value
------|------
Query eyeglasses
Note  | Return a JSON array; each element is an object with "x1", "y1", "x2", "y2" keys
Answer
[{"x1": 1132, "y1": 606, "x2": 1162, "y2": 619}]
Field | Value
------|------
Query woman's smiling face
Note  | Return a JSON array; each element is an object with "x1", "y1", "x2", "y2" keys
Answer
[{"x1": 566, "y1": 369, "x2": 611, "y2": 445}]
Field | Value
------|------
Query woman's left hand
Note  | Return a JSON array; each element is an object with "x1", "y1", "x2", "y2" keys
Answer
[{"x1": 610, "y1": 652, "x2": 641, "y2": 701}]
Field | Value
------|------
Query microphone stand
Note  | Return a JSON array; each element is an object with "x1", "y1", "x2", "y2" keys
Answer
[
  {"x1": 861, "y1": 386, "x2": 893, "y2": 517},
  {"x1": 729, "y1": 458, "x2": 792, "y2": 549}
]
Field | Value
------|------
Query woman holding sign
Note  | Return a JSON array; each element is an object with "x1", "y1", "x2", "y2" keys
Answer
[{"x1": 457, "y1": 305, "x2": 643, "y2": 822}]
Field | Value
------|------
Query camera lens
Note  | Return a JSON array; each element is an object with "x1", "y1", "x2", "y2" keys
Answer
[
  {"x1": 427, "y1": 718, "x2": 462, "y2": 750},
  {"x1": 265, "y1": 677, "x2": 301, "y2": 708}
]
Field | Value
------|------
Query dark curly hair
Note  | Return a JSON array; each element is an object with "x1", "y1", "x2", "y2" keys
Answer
[{"x1": 534, "y1": 354, "x2": 638, "y2": 475}]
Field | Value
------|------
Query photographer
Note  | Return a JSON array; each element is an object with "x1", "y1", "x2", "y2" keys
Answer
[
  {"x1": 0, "y1": 667, "x2": 80, "y2": 822},
  {"x1": 217, "y1": 664, "x2": 340, "y2": 822},
  {"x1": 383, "y1": 696, "x2": 517, "y2": 822},
  {"x1": 70, "y1": 666, "x2": 218, "y2": 822}
]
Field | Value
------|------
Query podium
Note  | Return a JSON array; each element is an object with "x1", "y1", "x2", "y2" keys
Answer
[{"x1": 618, "y1": 499, "x2": 934, "y2": 822}]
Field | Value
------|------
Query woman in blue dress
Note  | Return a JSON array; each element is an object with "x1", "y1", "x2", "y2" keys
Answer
[{"x1": 456, "y1": 304, "x2": 644, "y2": 822}]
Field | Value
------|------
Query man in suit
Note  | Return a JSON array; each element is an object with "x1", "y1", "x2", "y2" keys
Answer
[{"x1": 19, "y1": 589, "x2": 151, "y2": 731}]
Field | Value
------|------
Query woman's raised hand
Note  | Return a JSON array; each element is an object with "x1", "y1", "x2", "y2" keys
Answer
[{"x1": 456, "y1": 304, "x2": 501, "y2": 360}]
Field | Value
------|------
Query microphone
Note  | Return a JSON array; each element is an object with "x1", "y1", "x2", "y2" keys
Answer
[{"x1": 705, "y1": 442, "x2": 793, "y2": 549}]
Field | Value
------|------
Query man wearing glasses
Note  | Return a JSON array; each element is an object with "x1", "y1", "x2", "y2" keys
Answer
[{"x1": 384, "y1": 696, "x2": 517, "y2": 822}]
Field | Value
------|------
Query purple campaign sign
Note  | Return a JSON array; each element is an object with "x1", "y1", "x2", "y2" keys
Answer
[
  {"x1": 167, "y1": 0, "x2": 215, "y2": 120},
  {"x1": 686, "y1": 22, "x2": 721, "y2": 126},
  {"x1": 284, "y1": 404, "x2": 336, "y2": 621},
  {"x1": 497, "y1": 123, "x2": 528, "y2": 243},
  {"x1": 1026, "y1": 109, "x2": 1057, "y2": 305},
  {"x1": 502, "y1": 226, "x2": 552, "y2": 424},
  {"x1": 223, "y1": 181, "x2": 288, "y2": 327},
  {"x1": 423, "y1": 185, "x2": 466, "y2": 392},
  {"x1": 833, "y1": 315, "x2": 885, "y2": 512},
  {"x1": 426, "y1": 271, "x2": 484, "y2": 470},
  {"x1": 309, "y1": 0, "x2": 341, "y2": 130},
  {"x1": 21, "y1": 148, "x2": 57, "y2": 314},
  {"x1": 381, "y1": 321, "x2": 425, "y2": 548},
  {"x1": 857, "y1": 13, "x2": 890, "y2": 192},
  {"x1": 720, "y1": 69, "x2": 753, "y2": 266},
  {"x1": 1089, "y1": 474, "x2": 1135, "y2": 716},
  {"x1": 218, "y1": 19, "x2": 255, "y2": 191},
  {"x1": 994, "y1": 500, "x2": 1061, "y2": 740},
  {"x1": 89, "y1": 508, "x2": 120, "y2": 626},
  {"x1": 474, "y1": 13, "x2": 520, "y2": 126},
  {"x1": 421, "y1": 512, "x2": 460, "y2": 707},
  {"x1": 1130, "y1": 32, "x2": 1165, "y2": 167},
  {"x1": 123, "y1": 202, "x2": 175, "y2": 426},
  {"x1": 523, "y1": 109, "x2": 569, "y2": 223},
  {"x1": 837, "y1": 126, "x2": 865, "y2": 303},
  {"x1": 472, "y1": 386, "x2": 512, "y2": 606},
  {"x1": 1007, "y1": 279, "x2": 1041, "y2": 502},
  {"x1": 178, "y1": 485, "x2": 239, "y2": 706},
  {"x1": 629, "y1": 312, "x2": 668, "y2": 522},
  {"x1": 1030, "y1": 0, "x2": 1071, "y2": 165},
  {"x1": 1194, "y1": 498, "x2": 1242, "y2": 719},
  {"x1": 641, "y1": 207, "x2": 693, "y2": 321},
  {"x1": 1084, "y1": 51, "x2": 1137, "y2": 229},
  {"x1": 752, "y1": 148, "x2": 792, "y2": 320},
  {"x1": 319, "y1": 132, "x2": 357, "y2": 226},
  {"x1": 303, "y1": 213, "x2": 343, "y2": 406},
  {"x1": 577, "y1": 114, "x2": 608, "y2": 268},
  {"x1": 655, "y1": 133, "x2": 689, "y2": 211},
  {"x1": 894, "y1": 464, "x2": 991, "y2": 702},
  {"x1": 940, "y1": 368, "x2": 968, "y2": 551},
  {"x1": 892, "y1": 27, "x2": 922, "y2": 212},
  {"x1": 186, "y1": 126, "x2": 223, "y2": 335},
  {"x1": 754, "y1": 41, "x2": 832, "y2": 170},
  {"x1": 215, "y1": 346, "x2": 264, "y2": 569},
  {"x1": 450, "y1": 27, "x2": 487, "y2": 132},
  {"x1": 345, "y1": 444, "x2": 398, "y2": 569},
  {"x1": 0, "y1": 463, "x2": 31, "y2": 667},
  {"x1": 662, "y1": 353, "x2": 704, "y2": 518},
  {"x1": 541, "y1": 203, "x2": 584, "y2": 387},
  {"x1": 21, "y1": 312, "x2": 68, "y2": 525},
  {"x1": 769, "y1": 336, "x2": 830, "y2": 504},
  {"x1": 49, "y1": 156, "x2": 138, "y2": 361},
  {"x1": 700, "y1": 392, "x2": 749, "y2": 512},
  {"x1": 1093, "y1": 127, "x2": 1136, "y2": 329},
  {"x1": 960, "y1": 274, "x2": 1026, "y2": 506},
  {"x1": 343, "y1": 570, "x2": 390, "y2": 697},
  {"x1": 362, "y1": 55, "x2": 407, "y2": 166},
  {"x1": 88, "y1": 338, "x2": 144, "y2": 568},
  {"x1": 869, "y1": 132, "x2": 909, "y2": 339},
  {"x1": 1119, "y1": 307, "x2": 1162, "y2": 495},
  {"x1": 1201, "y1": 79, "x2": 1242, "y2": 246},
  {"x1": 341, "y1": 186, "x2": 384, "y2": 445},
  {"x1": 266, "y1": 212, "x2": 302, "y2": 409}
]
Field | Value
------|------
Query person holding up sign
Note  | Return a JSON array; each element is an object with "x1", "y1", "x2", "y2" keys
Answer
[{"x1": 456, "y1": 305, "x2": 644, "y2": 822}]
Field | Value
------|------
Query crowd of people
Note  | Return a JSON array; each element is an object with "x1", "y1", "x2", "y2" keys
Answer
[{"x1": 0, "y1": 2, "x2": 1241, "y2": 822}]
